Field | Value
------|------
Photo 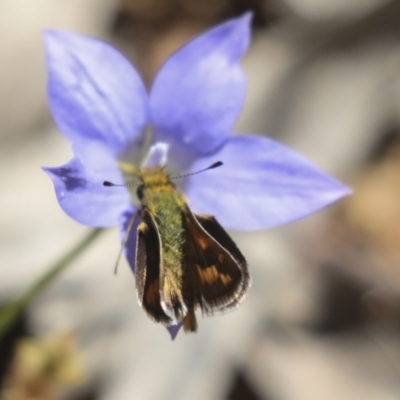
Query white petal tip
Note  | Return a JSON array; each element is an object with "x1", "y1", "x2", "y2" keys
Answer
[{"x1": 142, "y1": 142, "x2": 169, "y2": 168}]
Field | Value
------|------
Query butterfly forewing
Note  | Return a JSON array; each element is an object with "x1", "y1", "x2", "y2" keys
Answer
[
  {"x1": 135, "y1": 209, "x2": 172, "y2": 325},
  {"x1": 183, "y1": 209, "x2": 249, "y2": 316},
  {"x1": 194, "y1": 214, "x2": 250, "y2": 306}
]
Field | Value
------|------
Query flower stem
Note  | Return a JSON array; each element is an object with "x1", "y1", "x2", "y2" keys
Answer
[{"x1": 0, "y1": 228, "x2": 104, "y2": 338}]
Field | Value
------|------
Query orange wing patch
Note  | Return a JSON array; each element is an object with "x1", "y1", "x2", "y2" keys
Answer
[
  {"x1": 145, "y1": 279, "x2": 160, "y2": 306},
  {"x1": 196, "y1": 236, "x2": 208, "y2": 250},
  {"x1": 197, "y1": 265, "x2": 232, "y2": 286},
  {"x1": 220, "y1": 273, "x2": 232, "y2": 286}
]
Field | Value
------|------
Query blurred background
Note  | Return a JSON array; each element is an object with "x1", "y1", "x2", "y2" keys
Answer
[{"x1": 1, "y1": 0, "x2": 400, "y2": 399}]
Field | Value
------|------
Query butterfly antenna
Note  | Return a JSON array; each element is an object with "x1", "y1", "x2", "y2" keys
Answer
[
  {"x1": 171, "y1": 161, "x2": 223, "y2": 180},
  {"x1": 103, "y1": 181, "x2": 139, "y2": 187},
  {"x1": 114, "y1": 212, "x2": 137, "y2": 275}
]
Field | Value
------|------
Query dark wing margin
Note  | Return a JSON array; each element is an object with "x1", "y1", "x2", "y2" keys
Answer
[{"x1": 135, "y1": 208, "x2": 172, "y2": 325}]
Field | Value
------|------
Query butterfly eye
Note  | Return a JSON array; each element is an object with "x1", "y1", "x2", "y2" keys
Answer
[{"x1": 136, "y1": 185, "x2": 144, "y2": 200}]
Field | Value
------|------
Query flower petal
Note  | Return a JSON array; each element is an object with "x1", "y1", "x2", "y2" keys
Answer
[
  {"x1": 142, "y1": 142, "x2": 169, "y2": 168},
  {"x1": 167, "y1": 324, "x2": 182, "y2": 340},
  {"x1": 183, "y1": 135, "x2": 351, "y2": 230},
  {"x1": 150, "y1": 13, "x2": 251, "y2": 156},
  {"x1": 119, "y1": 209, "x2": 141, "y2": 273},
  {"x1": 45, "y1": 30, "x2": 148, "y2": 155},
  {"x1": 43, "y1": 144, "x2": 133, "y2": 227}
]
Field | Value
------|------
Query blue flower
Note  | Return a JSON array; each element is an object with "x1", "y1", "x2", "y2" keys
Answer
[{"x1": 43, "y1": 14, "x2": 350, "y2": 338}]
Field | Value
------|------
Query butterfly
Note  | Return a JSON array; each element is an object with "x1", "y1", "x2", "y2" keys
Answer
[{"x1": 105, "y1": 162, "x2": 250, "y2": 332}]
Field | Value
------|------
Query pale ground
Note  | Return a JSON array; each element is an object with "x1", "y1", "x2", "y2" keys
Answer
[{"x1": 1, "y1": 1, "x2": 400, "y2": 400}]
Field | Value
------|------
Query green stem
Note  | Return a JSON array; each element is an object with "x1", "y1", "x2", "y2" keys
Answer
[{"x1": 0, "y1": 228, "x2": 104, "y2": 337}]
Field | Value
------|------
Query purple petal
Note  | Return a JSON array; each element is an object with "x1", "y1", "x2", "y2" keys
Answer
[
  {"x1": 150, "y1": 13, "x2": 251, "y2": 156},
  {"x1": 183, "y1": 135, "x2": 351, "y2": 230},
  {"x1": 119, "y1": 210, "x2": 141, "y2": 273},
  {"x1": 167, "y1": 323, "x2": 182, "y2": 340},
  {"x1": 45, "y1": 30, "x2": 148, "y2": 155},
  {"x1": 43, "y1": 143, "x2": 133, "y2": 227}
]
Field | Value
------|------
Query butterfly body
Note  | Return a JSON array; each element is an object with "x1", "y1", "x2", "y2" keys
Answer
[{"x1": 134, "y1": 166, "x2": 250, "y2": 332}]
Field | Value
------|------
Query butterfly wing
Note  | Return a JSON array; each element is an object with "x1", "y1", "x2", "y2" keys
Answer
[
  {"x1": 135, "y1": 208, "x2": 172, "y2": 325},
  {"x1": 195, "y1": 214, "x2": 250, "y2": 307},
  {"x1": 183, "y1": 210, "x2": 250, "y2": 316}
]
